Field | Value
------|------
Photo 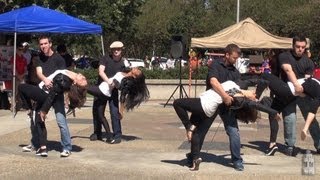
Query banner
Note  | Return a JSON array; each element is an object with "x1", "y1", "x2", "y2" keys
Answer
[{"x1": 0, "y1": 46, "x2": 13, "y2": 81}]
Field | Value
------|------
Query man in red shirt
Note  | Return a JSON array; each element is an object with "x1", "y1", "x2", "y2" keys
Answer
[{"x1": 10, "y1": 43, "x2": 27, "y2": 110}]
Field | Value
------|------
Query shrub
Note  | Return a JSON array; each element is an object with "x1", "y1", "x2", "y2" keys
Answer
[{"x1": 76, "y1": 66, "x2": 208, "y2": 85}]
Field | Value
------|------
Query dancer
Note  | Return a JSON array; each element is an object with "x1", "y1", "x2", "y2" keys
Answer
[
  {"x1": 19, "y1": 69, "x2": 87, "y2": 156},
  {"x1": 174, "y1": 80, "x2": 280, "y2": 171},
  {"x1": 89, "y1": 41, "x2": 125, "y2": 143},
  {"x1": 275, "y1": 35, "x2": 319, "y2": 157},
  {"x1": 87, "y1": 67, "x2": 149, "y2": 133},
  {"x1": 256, "y1": 73, "x2": 320, "y2": 155},
  {"x1": 34, "y1": 35, "x2": 73, "y2": 157}
]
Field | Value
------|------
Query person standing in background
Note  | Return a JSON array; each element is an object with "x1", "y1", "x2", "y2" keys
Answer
[
  {"x1": 9, "y1": 43, "x2": 27, "y2": 111},
  {"x1": 57, "y1": 44, "x2": 75, "y2": 70}
]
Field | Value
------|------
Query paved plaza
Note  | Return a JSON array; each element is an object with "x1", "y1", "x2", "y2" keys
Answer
[{"x1": 0, "y1": 98, "x2": 319, "y2": 179}]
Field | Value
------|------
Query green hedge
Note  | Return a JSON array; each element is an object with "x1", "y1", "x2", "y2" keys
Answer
[{"x1": 75, "y1": 66, "x2": 208, "y2": 85}]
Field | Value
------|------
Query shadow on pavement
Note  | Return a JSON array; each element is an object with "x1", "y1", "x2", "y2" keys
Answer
[
  {"x1": 47, "y1": 140, "x2": 83, "y2": 152},
  {"x1": 18, "y1": 140, "x2": 84, "y2": 152},
  {"x1": 122, "y1": 134, "x2": 142, "y2": 141},
  {"x1": 161, "y1": 152, "x2": 234, "y2": 168},
  {"x1": 160, "y1": 159, "x2": 186, "y2": 167},
  {"x1": 71, "y1": 134, "x2": 142, "y2": 142},
  {"x1": 245, "y1": 141, "x2": 303, "y2": 156},
  {"x1": 243, "y1": 141, "x2": 268, "y2": 153}
]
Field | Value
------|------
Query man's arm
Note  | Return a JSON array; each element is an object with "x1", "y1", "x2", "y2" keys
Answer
[
  {"x1": 36, "y1": 66, "x2": 52, "y2": 88},
  {"x1": 281, "y1": 64, "x2": 303, "y2": 94},
  {"x1": 98, "y1": 65, "x2": 113, "y2": 86},
  {"x1": 210, "y1": 77, "x2": 233, "y2": 106}
]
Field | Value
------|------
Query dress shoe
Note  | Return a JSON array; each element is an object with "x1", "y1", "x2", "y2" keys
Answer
[
  {"x1": 233, "y1": 161, "x2": 244, "y2": 171},
  {"x1": 89, "y1": 133, "x2": 102, "y2": 141}
]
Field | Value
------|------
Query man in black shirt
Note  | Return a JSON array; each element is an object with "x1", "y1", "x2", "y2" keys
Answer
[
  {"x1": 89, "y1": 41, "x2": 126, "y2": 144},
  {"x1": 206, "y1": 44, "x2": 253, "y2": 171},
  {"x1": 266, "y1": 35, "x2": 320, "y2": 156},
  {"x1": 35, "y1": 36, "x2": 72, "y2": 157}
]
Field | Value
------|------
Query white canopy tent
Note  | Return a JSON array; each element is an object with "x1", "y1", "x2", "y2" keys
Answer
[{"x1": 191, "y1": 17, "x2": 293, "y2": 49}]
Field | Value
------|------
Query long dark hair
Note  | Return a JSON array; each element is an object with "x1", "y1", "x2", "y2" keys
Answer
[
  {"x1": 68, "y1": 84, "x2": 87, "y2": 109},
  {"x1": 231, "y1": 97, "x2": 258, "y2": 124},
  {"x1": 235, "y1": 106, "x2": 258, "y2": 124},
  {"x1": 119, "y1": 72, "x2": 149, "y2": 111}
]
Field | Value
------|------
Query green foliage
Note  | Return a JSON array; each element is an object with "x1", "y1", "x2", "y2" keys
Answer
[
  {"x1": 74, "y1": 68, "x2": 98, "y2": 85},
  {"x1": 2, "y1": 0, "x2": 320, "y2": 60},
  {"x1": 74, "y1": 66, "x2": 208, "y2": 85}
]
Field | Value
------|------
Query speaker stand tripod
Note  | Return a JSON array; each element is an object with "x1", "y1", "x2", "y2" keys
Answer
[{"x1": 164, "y1": 59, "x2": 188, "y2": 107}]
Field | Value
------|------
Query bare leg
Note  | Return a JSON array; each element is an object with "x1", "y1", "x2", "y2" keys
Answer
[{"x1": 301, "y1": 112, "x2": 316, "y2": 141}]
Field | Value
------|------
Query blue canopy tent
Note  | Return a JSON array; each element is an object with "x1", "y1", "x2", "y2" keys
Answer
[{"x1": 0, "y1": 5, "x2": 104, "y2": 116}]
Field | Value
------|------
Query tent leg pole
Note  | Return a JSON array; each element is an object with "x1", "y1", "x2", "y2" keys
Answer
[
  {"x1": 12, "y1": 32, "x2": 17, "y2": 118},
  {"x1": 100, "y1": 35, "x2": 105, "y2": 56}
]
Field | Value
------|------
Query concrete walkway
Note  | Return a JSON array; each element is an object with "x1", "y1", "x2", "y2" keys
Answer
[{"x1": 0, "y1": 98, "x2": 319, "y2": 179}]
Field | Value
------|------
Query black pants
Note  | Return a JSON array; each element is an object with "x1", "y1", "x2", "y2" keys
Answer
[
  {"x1": 173, "y1": 98, "x2": 217, "y2": 160},
  {"x1": 87, "y1": 85, "x2": 111, "y2": 137},
  {"x1": 19, "y1": 84, "x2": 48, "y2": 147},
  {"x1": 256, "y1": 73, "x2": 297, "y2": 143}
]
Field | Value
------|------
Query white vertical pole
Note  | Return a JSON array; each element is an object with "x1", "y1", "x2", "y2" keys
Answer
[
  {"x1": 12, "y1": 32, "x2": 17, "y2": 117},
  {"x1": 100, "y1": 35, "x2": 105, "y2": 56},
  {"x1": 237, "y1": 0, "x2": 240, "y2": 23}
]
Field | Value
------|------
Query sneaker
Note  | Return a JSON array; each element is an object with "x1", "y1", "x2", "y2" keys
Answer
[
  {"x1": 316, "y1": 149, "x2": 320, "y2": 154},
  {"x1": 106, "y1": 137, "x2": 121, "y2": 144},
  {"x1": 89, "y1": 133, "x2": 102, "y2": 141},
  {"x1": 265, "y1": 145, "x2": 278, "y2": 156},
  {"x1": 60, "y1": 150, "x2": 71, "y2": 157},
  {"x1": 35, "y1": 148, "x2": 48, "y2": 157},
  {"x1": 233, "y1": 161, "x2": 244, "y2": 171},
  {"x1": 22, "y1": 145, "x2": 35, "y2": 152}
]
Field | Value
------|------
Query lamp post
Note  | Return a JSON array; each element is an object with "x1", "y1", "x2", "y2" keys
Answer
[{"x1": 237, "y1": 0, "x2": 240, "y2": 23}]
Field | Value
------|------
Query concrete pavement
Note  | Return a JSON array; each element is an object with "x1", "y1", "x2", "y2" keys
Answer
[{"x1": 0, "y1": 98, "x2": 319, "y2": 179}]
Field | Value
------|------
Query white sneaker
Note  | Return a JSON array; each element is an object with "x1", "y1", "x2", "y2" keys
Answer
[
  {"x1": 22, "y1": 145, "x2": 34, "y2": 152},
  {"x1": 60, "y1": 150, "x2": 71, "y2": 157}
]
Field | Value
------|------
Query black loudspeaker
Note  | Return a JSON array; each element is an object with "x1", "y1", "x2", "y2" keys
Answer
[
  {"x1": 170, "y1": 35, "x2": 183, "y2": 59},
  {"x1": 164, "y1": 35, "x2": 188, "y2": 107}
]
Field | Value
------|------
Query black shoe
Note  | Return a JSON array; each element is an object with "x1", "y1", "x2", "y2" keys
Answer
[
  {"x1": 35, "y1": 148, "x2": 48, "y2": 157},
  {"x1": 106, "y1": 137, "x2": 121, "y2": 144},
  {"x1": 265, "y1": 145, "x2": 278, "y2": 156},
  {"x1": 317, "y1": 149, "x2": 320, "y2": 154},
  {"x1": 285, "y1": 146, "x2": 296, "y2": 157},
  {"x1": 233, "y1": 161, "x2": 244, "y2": 171},
  {"x1": 89, "y1": 133, "x2": 102, "y2": 141}
]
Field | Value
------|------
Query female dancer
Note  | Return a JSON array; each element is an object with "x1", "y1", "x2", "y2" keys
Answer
[
  {"x1": 255, "y1": 73, "x2": 320, "y2": 155},
  {"x1": 19, "y1": 69, "x2": 87, "y2": 156},
  {"x1": 173, "y1": 80, "x2": 280, "y2": 171},
  {"x1": 86, "y1": 67, "x2": 149, "y2": 139}
]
